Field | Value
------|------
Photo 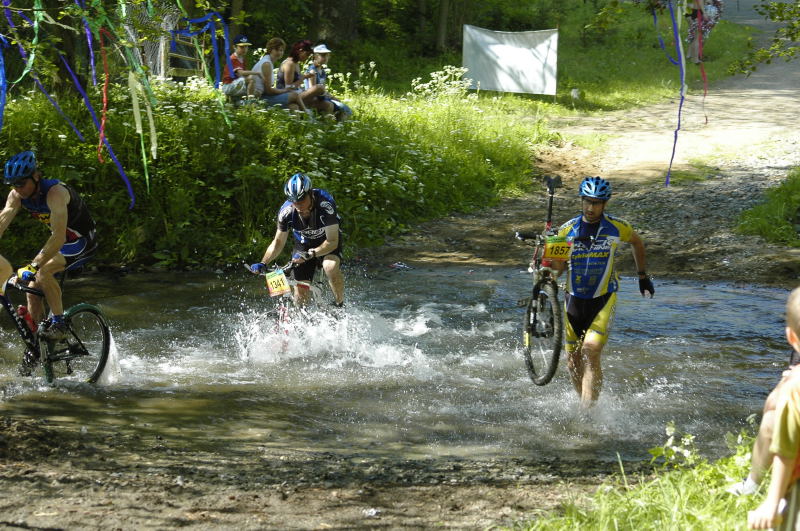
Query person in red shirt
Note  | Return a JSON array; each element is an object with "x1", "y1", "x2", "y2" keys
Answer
[{"x1": 221, "y1": 35, "x2": 260, "y2": 100}]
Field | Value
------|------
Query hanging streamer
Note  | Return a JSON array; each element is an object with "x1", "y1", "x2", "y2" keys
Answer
[
  {"x1": 650, "y1": 8, "x2": 679, "y2": 66},
  {"x1": 664, "y1": 0, "x2": 687, "y2": 187},
  {"x1": 74, "y1": 0, "x2": 97, "y2": 86},
  {"x1": 32, "y1": 76, "x2": 85, "y2": 141},
  {"x1": 696, "y1": 9, "x2": 709, "y2": 124},
  {"x1": 96, "y1": 27, "x2": 111, "y2": 163},
  {"x1": 6, "y1": 0, "x2": 42, "y2": 85},
  {"x1": 128, "y1": 71, "x2": 151, "y2": 193},
  {"x1": 170, "y1": 11, "x2": 234, "y2": 89},
  {"x1": 60, "y1": 54, "x2": 135, "y2": 208},
  {"x1": 0, "y1": 34, "x2": 8, "y2": 132}
]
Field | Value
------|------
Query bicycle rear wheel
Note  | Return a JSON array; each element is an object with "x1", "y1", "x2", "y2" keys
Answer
[
  {"x1": 47, "y1": 304, "x2": 110, "y2": 383},
  {"x1": 522, "y1": 281, "x2": 563, "y2": 386}
]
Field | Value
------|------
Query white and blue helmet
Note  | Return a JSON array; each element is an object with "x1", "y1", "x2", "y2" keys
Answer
[
  {"x1": 284, "y1": 172, "x2": 312, "y2": 202},
  {"x1": 578, "y1": 176, "x2": 612, "y2": 200}
]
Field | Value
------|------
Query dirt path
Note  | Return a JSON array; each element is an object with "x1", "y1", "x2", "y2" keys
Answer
[
  {"x1": 372, "y1": 0, "x2": 800, "y2": 285},
  {"x1": 2, "y1": 4, "x2": 799, "y2": 530}
]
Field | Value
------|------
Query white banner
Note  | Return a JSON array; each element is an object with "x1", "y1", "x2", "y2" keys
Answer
[{"x1": 462, "y1": 25, "x2": 558, "y2": 95}]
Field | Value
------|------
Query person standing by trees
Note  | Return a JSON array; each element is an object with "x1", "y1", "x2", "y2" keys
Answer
[{"x1": 550, "y1": 177, "x2": 654, "y2": 407}]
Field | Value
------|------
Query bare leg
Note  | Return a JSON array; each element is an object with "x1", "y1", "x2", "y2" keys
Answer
[
  {"x1": 27, "y1": 254, "x2": 66, "y2": 322},
  {"x1": 579, "y1": 340, "x2": 604, "y2": 407},
  {"x1": 323, "y1": 256, "x2": 344, "y2": 305}
]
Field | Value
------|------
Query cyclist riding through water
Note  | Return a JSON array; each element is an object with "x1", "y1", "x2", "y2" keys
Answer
[
  {"x1": 551, "y1": 176, "x2": 654, "y2": 407},
  {"x1": 249, "y1": 172, "x2": 345, "y2": 307},
  {"x1": 0, "y1": 151, "x2": 97, "y2": 341}
]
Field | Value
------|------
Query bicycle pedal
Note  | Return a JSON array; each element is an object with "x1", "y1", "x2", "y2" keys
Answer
[{"x1": 517, "y1": 297, "x2": 530, "y2": 308}]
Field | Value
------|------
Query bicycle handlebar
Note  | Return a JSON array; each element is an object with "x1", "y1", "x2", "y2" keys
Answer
[
  {"x1": 243, "y1": 261, "x2": 298, "y2": 276},
  {"x1": 2, "y1": 275, "x2": 44, "y2": 297}
]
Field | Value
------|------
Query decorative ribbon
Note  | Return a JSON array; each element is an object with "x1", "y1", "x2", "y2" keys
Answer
[
  {"x1": 696, "y1": 9, "x2": 709, "y2": 125},
  {"x1": 664, "y1": 0, "x2": 687, "y2": 187},
  {"x1": 97, "y1": 27, "x2": 111, "y2": 163},
  {"x1": 74, "y1": 0, "x2": 97, "y2": 86},
  {"x1": 0, "y1": 33, "x2": 7, "y2": 132},
  {"x1": 60, "y1": 54, "x2": 135, "y2": 208},
  {"x1": 128, "y1": 71, "x2": 152, "y2": 193},
  {"x1": 650, "y1": 8, "x2": 679, "y2": 66},
  {"x1": 170, "y1": 11, "x2": 233, "y2": 89}
]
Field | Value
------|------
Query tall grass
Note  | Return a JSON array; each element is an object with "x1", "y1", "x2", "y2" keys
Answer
[
  {"x1": 517, "y1": 423, "x2": 761, "y2": 530},
  {"x1": 737, "y1": 168, "x2": 800, "y2": 247},
  {"x1": 0, "y1": 67, "x2": 554, "y2": 268}
]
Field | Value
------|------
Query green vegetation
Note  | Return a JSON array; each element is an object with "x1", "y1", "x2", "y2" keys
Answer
[
  {"x1": 0, "y1": 0, "x2": 758, "y2": 269},
  {"x1": 0, "y1": 68, "x2": 553, "y2": 268},
  {"x1": 737, "y1": 168, "x2": 800, "y2": 247},
  {"x1": 516, "y1": 422, "x2": 760, "y2": 530}
]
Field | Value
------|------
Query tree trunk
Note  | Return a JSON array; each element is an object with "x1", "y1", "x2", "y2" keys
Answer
[
  {"x1": 228, "y1": 0, "x2": 245, "y2": 38},
  {"x1": 436, "y1": 0, "x2": 450, "y2": 52}
]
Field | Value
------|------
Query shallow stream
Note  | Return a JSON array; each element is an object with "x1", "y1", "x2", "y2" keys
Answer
[{"x1": 0, "y1": 266, "x2": 790, "y2": 463}]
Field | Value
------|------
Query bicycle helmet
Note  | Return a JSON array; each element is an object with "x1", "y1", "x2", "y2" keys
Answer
[
  {"x1": 578, "y1": 176, "x2": 612, "y2": 200},
  {"x1": 284, "y1": 172, "x2": 312, "y2": 202},
  {"x1": 4, "y1": 150, "x2": 37, "y2": 185}
]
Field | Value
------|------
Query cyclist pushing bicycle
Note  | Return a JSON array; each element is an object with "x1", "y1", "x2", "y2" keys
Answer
[
  {"x1": 0, "y1": 151, "x2": 97, "y2": 348},
  {"x1": 248, "y1": 172, "x2": 345, "y2": 307},
  {"x1": 551, "y1": 176, "x2": 654, "y2": 408}
]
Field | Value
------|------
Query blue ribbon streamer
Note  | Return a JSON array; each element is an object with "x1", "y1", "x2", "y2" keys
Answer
[
  {"x1": 170, "y1": 11, "x2": 233, "y2": 89},
  {"x1": 665, "y1": 0, "x2": 686, "y2": 187},
  {"x1": 0, "y1": 34, "x2": 7, "y2": 132},
  {"x1": 74, "y1": 0, "x2": 97, "y2": 86},
  {"x1": 60, "y1": 54, "x2": 135, "y2": 208},
  {"x1": 651, "y1": 8, "x2": 679, "y2": 66}
]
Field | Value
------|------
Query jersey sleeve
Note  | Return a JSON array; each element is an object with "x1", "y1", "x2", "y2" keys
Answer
[
  {"x1": 608, "y1": 215, "x2": 634, "y2": 242},
  {"x1": 318, "y1": 198, "x2": 339, "y2": 227},
  {"x1": 276, "y1": 203, "x2": 292, "y2": 232}
]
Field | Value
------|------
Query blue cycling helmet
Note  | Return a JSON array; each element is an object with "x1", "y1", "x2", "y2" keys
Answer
[
  {"x1": 578, "y1": 176, "x2": 612, "y2": 200},
  {"x1": 4, "y1": 150, "x2": 37, "y2": 185},
  {"x1": 284, "y1": 172, "x2": 312, "y2": 202}
]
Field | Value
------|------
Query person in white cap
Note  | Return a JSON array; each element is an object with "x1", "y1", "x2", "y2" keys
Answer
[
  {"x1": 221, "y1": 34, "x2": 260, "y2": 100},
  {"x1": 305, "y1": 44, "x2": 353, "y2": 121}
]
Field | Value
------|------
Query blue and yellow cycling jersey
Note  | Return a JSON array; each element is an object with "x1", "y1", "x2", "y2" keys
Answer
[{"x1": 556, "y1": 213, "x2": 634, "y2": 299}]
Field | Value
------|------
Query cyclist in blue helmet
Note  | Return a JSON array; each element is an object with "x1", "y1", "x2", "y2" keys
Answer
[
  {"x1": 548, "y1": 176, "x2": 654, "y2": 407},
  {"x1": 0, "y1": 150, "x2": 97, "y2": 346},
  {"x1": 249, "y1": 172, "x2": 344, "y2": 307}
]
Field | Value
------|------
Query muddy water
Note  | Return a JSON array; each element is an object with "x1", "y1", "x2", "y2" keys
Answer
[{"x1": 0, "y1": 267, "x2": 789, "y2": 463}]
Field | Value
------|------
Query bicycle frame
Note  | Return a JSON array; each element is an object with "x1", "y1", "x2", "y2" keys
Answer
[{"x1": 0, "y1": 276, "x2": 43, "y2": 358}]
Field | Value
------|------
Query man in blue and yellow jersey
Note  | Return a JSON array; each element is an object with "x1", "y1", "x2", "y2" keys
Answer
[
  {"x1": 552, "y1": 176, "x2": 654, "y2": 407},
  {"x1": 0, "y1": 151, "x2": 97, "y2": 343}
]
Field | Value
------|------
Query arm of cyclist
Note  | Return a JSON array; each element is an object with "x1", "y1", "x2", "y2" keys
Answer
[
  {"x1": 33, "y1": 185, "x2": 69, "y2": 267},
  {"x1": 249, "y1": 229, "x2": 289, "y2": 274},
  {"x1": 293, "y1": 224, "x2": 339, "y2": 264},
  {"x1": 0, "y1": 191, "x2": 21, "y2": 240},
  {"x1": 630, "y1": 231, "x2": 654, "y2": 298}
]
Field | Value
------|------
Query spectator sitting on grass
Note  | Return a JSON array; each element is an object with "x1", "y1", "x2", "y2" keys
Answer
[
  {"x1": 305, "y1": 44, "x2": 352, "y2": 122},
  {"x1": 220, "y1": 34, "x2": 261, "y2": 102},
  {"x1": 748, "y1": 287, "x2": 800, "y2": 529},
  {"x1": 252, "y1": 37, "x2": 313, "y2": 117}
]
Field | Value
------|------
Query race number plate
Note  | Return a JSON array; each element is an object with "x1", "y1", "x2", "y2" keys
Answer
[
  {"x1": 543, "y1": 236, "x2": 571, "y2": 260},
  {"x1": 265, "y1": 269, "x2": 291, "y2": 297}
]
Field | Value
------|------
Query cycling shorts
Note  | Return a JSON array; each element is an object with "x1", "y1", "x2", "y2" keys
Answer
[
  {"x1": 291, "y1": 244, "x2": 341, "y2": 283},
  {"x1": 564, "y1": 291, "x2": 617, "y2": 348},
  {"x1": 61, "y1": 232, "x2": 97, "y2": 271}
]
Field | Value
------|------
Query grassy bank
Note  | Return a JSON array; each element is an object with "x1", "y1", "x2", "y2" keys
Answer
[
  {"x1": 516, "y1": 423, "x2": 760, "y2": 530},
  {"x1": 738, "y1": 168, "x2": 800, "y2": 247}
]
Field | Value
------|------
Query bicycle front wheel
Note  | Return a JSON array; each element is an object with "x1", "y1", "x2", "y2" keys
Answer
[
  {"x1": 50, "y1": 304, "x2": 111, "y2": 383},
  {"x1": 522, "y1": 281, "x2": 563, "y2": 386}
]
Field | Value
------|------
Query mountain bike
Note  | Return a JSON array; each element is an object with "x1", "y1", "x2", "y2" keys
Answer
[
  {"x1": 514, "y1": 175, "x2": 566, "y2": 386},
  {"x1": 1, "y1": 274, "x2": 111, "y2": 384}
]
